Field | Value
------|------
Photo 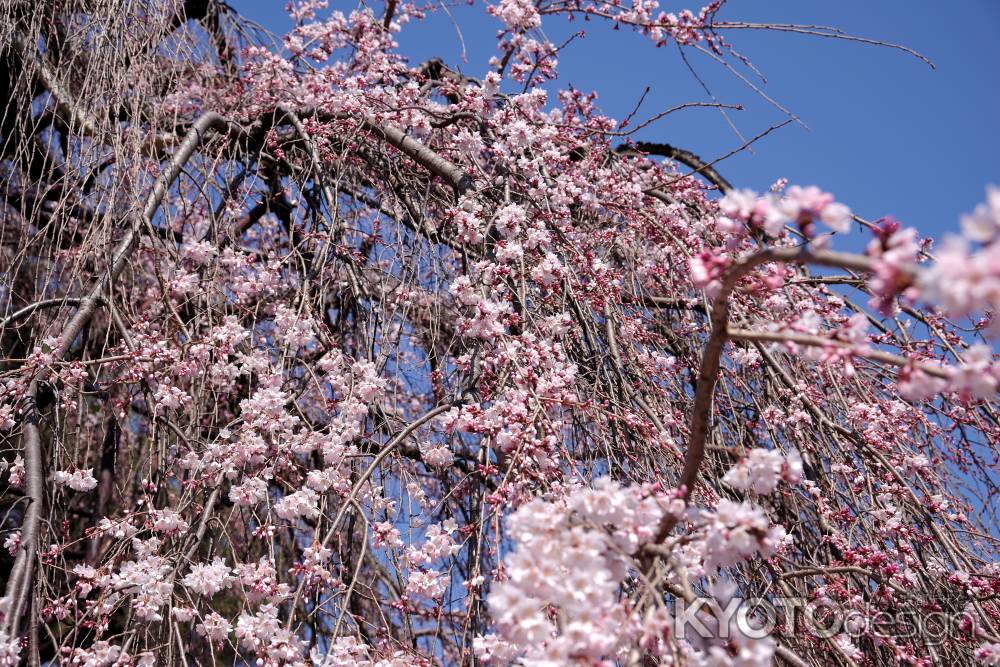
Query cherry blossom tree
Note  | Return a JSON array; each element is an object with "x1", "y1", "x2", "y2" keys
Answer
[{"x1": 0, "y1": 0, "x2": 998, "y2": 665}]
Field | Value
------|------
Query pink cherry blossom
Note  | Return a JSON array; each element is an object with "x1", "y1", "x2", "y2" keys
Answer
[
  {"x1": 0, "y1": 1, "x2": 997, "y2": 664},
  {"x1": 722, "y1": 448, "x2": 801, "y2": 495},
  {"x1": 183, "y1": 557, "x2": 235, "y2": 597},
  {"x1": 52, "y1": 469, "x2": 98, "y2": 492},
  {"x1": 961, "y1": 184, "x2": 1000, "y2": 242}
]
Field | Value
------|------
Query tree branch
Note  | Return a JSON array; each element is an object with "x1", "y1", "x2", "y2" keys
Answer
[
  {"x1": 617, "y1": 141, "x2": 733, "y2": 193},
  {"x1": 651, "y1": 246, "x2": 883, "y2": 543}
]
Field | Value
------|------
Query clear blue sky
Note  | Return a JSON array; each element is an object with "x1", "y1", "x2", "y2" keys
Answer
[{"x1": 233, "y1": 0, "x2": 999, "y2": 248}]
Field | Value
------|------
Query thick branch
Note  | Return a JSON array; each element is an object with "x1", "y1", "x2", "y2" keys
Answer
[
  {"x1": 617, "y1": 141, "x2": 733, "y2": 193},
  {"x1": 3, "y1": 382, "x2": 42, "y2": 638},
  {"x1": 360, "y1": 117, "x2": 475, "y2": 196},
  {"x1": 651, "y1": 246, "x2": 883, "y2": 543}
]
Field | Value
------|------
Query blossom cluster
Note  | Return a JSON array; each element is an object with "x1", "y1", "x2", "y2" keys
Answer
[
  {"x1": 479, "y1": 476, "x2": 795, "y2": 665},
  {"x1": 721, "y1": 448, "x2": 803, "y2": 495},
  {"x1": 477, "y1": 479, "x2": 669, "y2": 663},
  {"x1": 717, "y1": 185, "x2": 853, "y2": 239}
]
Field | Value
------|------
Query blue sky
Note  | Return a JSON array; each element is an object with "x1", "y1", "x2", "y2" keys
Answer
[{"x1": 233, "y1": 0, "x2": 999, "y2": 248}]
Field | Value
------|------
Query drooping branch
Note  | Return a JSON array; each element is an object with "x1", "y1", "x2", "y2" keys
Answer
[
  {"x1": 9, "y1": 31, "x2": 100, "y2": 139},
  {"x1": 1, "y1": 111, "x2": 243, "y2": 637},
  {"x1": 54, "y1": 112, "x2": 243, "y2": 360},
  {"x1": 285, "y1": 401, "x2": 459, "y2": 630}
]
